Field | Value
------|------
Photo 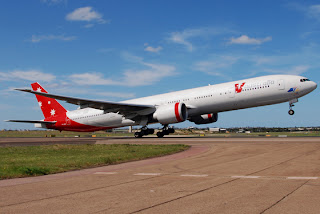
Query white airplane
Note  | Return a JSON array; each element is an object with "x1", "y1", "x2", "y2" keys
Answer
[{"x1": 6, "y1": 75, "x2": 317, "y2": 137}]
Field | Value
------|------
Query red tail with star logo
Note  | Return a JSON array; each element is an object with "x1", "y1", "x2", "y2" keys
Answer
[{"x1": 31, "y1": 82, "x2": 67, "y2": 120}]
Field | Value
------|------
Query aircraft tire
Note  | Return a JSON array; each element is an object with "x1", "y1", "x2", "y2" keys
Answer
[
  {"x1": 134, "y1": 132, "x2": 143, "y2": 138},
  {"x1": 288, "y1": 110, "x2": 294, "y2": 115},
  {"x1": 157, "y1": 132, "x2": 164, "y2": 138}
]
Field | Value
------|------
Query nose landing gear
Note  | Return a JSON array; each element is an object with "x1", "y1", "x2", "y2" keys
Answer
[{"x1": 288, "y1": 99, "x2": 298, "y2": 116}]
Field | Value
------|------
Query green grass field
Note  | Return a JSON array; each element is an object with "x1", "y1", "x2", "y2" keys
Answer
[{"x1": 0, "y1": 144, "x2": 189, "y2": 180}]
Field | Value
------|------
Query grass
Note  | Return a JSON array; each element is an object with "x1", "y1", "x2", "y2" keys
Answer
[
  {"x1": 0, "y1": 144, "x2": 189, "y2": 180},
  {"x1": 0, "y1": 130, "x2": 133, "y2": 138}
]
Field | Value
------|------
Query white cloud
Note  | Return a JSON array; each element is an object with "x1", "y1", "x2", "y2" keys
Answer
[
  {"x1": 168, "y1": 27, "x2": 231, "y2": 51},
  {"x1": 52, "y1": 86, "x2": 135, "y2": 99},
  {"x1": 41, "y1": 0, "x2": 66, "y2": 5},
  {"x1": 66, "y1": 7, "x2": 107, "y2": 24},
  {"x1": 144, "y1": 44, "x2": 163, "y2": 53},
  {"x1": 229, "y1": 35, "x2": 272, "y2": 45},
  {"x1": 264, "y1": 65, "x2": 310, "y2": 75},
  {"x1": 70, "y1": 73, "x2": 117, "y2": 86},
  {"x1": 94, "y1": 91, "x2": 135, "y2": 99},
  {"x1": 289, "y1": 3, "x2": 320, "y2": 22},
  {"x1": 192, "y1": 45, "x2": 319, "y2": 79},
  {"x1": 193, "y1": 55, "x2": 240, "y2": 78},
  {"x1": 308, "y1": 5, "x2": 320, "y2": 21},
  {"x1": 69, "y1": 55, "x2": 176, "y2": 87},
  {"x1": 0, "y1": 70, "x2": 56, "y2": 82},
  {"x1": 123, "y1": 62, "x2": 176, "y2": 86},
  {"x1": 169, "y1": 31, "x2": 194, "y2": 51},
  {"x1": 30, "y1": 35, "x2": 76, "y2": 43}
]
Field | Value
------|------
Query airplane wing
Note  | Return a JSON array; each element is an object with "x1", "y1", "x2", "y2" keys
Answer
[
  {"x1": 15, "y1": 89, "x2": 156, "y2": 116},
  {"x1": 5, "y1": 120, "x2": 56, "y2": 124}
]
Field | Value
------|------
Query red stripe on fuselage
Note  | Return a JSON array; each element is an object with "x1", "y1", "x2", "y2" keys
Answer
[
  {"x1": 175, "y1": 103, "x2": 183, "y2": 122},
  {"x1": 45, "y1": 117, "x2": 113, "y2": 132}
]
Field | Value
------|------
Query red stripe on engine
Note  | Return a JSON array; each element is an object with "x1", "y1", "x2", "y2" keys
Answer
[
  {"x1": 175, "y1": 103, "x2": 183, "y2": 122},
  {"x1": 208, "y1": 114, "x2": 213, "y2": 122}
]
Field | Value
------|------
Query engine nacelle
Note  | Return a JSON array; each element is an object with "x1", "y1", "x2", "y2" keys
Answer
[
  {"x1": 153, "y1": 103, "x2": 188, "y2": 125},
  {"x1": 189, "y1": 113, "x2": 218, "y2": 125}
]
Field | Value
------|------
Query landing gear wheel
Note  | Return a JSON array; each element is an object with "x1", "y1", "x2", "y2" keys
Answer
[
  {"x1": 134, "y1": 132, "x2": 143, "y2": 138},
  {"x1": 157, "y1": 132, "x2": 164, "y2": 138},
  {"x1": 288, "y1": 109, "x2": 294, "y2": 115},
  {"x1": 168, "y1": 128, "x2": 175, "y2": 134}
]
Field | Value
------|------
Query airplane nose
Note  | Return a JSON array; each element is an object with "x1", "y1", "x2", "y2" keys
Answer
[{"x1": 311, "y1": 81, "x2": 317, "y2": 90}]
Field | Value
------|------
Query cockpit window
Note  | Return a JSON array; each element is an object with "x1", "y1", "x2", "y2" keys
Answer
[{"x1": 300, "y1": 78, "x2": 311, "y2": 82}]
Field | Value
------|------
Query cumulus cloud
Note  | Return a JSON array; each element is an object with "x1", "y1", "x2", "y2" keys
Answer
[
  {"x1": 229, "y1": 35, "x2": 272, "y2": 45},
  {"x1": 30, "y1": 34, "x2": 76, "y2": 43},
  {"x1": 0, "y1": 70, "x2": 56, "y2": 82},
  {"x1": 66, "y1": 7, "x2": 107, "y2": 24}
]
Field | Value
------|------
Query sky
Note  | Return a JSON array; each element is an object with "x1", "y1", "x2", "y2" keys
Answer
[{"x1": 0, "y1": 0, "x2": 319, "y2": 130}]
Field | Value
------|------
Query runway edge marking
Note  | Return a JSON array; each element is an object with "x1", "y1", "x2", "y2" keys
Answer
[
  {"x1": 94, "y1": 172, "x2": 118, "y2": 175},
  {"x1": 231, "y1": 175, "x2": 261, "y2": 179},
  {"x1": 286, "y1": 177, "x2": 318, "y2": 180},
  {"x1": 134, "y1": 173, "x2": 161, "y2": 176},
  {"x1": 180, "y1": 174, "x2": 208, "y2": 177}
]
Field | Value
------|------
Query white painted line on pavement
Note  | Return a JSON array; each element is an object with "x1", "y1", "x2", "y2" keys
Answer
[
  {"x1": 180, "y1": 174, "x2": 208, "y2": 177},
  {"x1": 231, "y1": 175, "x2": 260, "y2": 179},
  {"x1": 94, "y1": 172, "x2": 118, "y2": 175},
  {"x1": 287, "y1": 177, "x2": 318, "y2": 180},
  {"x1": 134, "y1": 173, "x2": 161, "y2": 176}
]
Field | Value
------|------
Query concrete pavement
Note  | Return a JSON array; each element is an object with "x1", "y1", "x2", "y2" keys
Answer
[{"x1": 1, "y1": 137, "x2": 320, "y2": 213}]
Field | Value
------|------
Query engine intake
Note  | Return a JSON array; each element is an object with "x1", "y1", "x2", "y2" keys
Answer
[
  {"x1": 189, "y1": 113, "x2": 218, "y2": 125},
  {"x1": 153, "y1": 103, "x2": 188, "y2": 125}
]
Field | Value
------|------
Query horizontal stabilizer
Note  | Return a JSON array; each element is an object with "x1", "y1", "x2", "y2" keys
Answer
[{"x1": 5, "y1": 120, "x2": 56, "y2": 124}]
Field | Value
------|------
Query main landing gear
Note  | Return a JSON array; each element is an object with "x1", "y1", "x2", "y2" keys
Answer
[
  {"x1": 156, "y1": 125, "x2": 175, "y2": 138},
  {"x1": 134, "y1": 125, "x2": 175, "y2": 138},
  {"x1": 288, "y1": 99, "x2": 298, "y2": 116},
  {"x1": 134, "y1": 126, "x2": 154, "y2": 138}
]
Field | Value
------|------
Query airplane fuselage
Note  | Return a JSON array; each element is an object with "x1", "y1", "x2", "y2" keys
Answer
[{"x1": 57, "y1": 75, "x2": 316, "y2": 131}]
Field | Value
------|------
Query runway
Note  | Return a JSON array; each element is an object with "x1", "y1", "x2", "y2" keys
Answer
[{"x1": 1, "y1": 137, "x2": 320, "y2": 213}]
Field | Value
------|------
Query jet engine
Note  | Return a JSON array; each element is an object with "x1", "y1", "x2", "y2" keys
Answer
[
  {"x1": 189, "y1": 113, "x2": 218, "y2": 125},
  {"x1": 153, "y1": 103, "x2": 188, "y2": 124}
]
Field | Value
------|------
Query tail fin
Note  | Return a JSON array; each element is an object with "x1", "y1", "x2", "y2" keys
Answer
[{"x1": 31, "y1": 82, "x2": 67, "y2": 119}]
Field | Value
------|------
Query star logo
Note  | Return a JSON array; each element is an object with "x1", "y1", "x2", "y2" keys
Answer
[
  {"x1": 50, "y1": 109, "x2": 56, "y2": 116},
  {"x1": 37, "y1": 87, "x2": 42, "y2": 92},
  {"x1": 38, "y1": 101, "x2": 42, "y2": 107}
]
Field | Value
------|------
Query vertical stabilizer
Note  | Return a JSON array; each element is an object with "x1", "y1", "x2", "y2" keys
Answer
[{"x1": 31, "y1": 82, "x2": 67, "y2": 119}]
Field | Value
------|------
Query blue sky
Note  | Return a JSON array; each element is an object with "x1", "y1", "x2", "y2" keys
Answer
[{"x1": 1, "y1": 0, "x2": 319, "y2": 130}]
